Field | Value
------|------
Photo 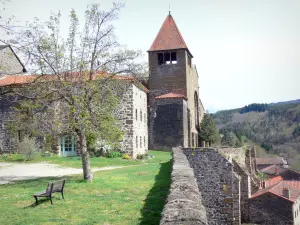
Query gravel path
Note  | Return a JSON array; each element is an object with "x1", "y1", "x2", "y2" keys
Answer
[{"x1": 0, "y1": 162, "x2": 126, "y2": 185}]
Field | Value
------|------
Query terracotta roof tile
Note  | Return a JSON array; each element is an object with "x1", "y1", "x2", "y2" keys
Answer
[
  {"x1": 148, "y1": 14, "x2": 192, "y2": 56},
  {"x1": 251, "y1": 177, "x2": 300, "y2": 202},
  {"x1": 260, "y1": 165, "x2": 286, "y2": 175},
  {"x1": 0, "y1": 75, "x2": 38, "y2": 86},
  {"x1": 256, "y1": 157, "x2": 284, "y2": 165},
  {"x1": 155, "y1": 92, "x2": 187, "y2": 100},
  {"x1": 265, "y1": 176, "x2": 283, "y2": 187},
  {"x1": 0, "y1": 73, "x2": 149, "y2": 93}
]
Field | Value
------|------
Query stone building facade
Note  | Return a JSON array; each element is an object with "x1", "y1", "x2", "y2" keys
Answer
[
  {"x1": 119, "y1": 82, "x2": 148, "y2": 158},
  {"x1": 148, "y1": 14, "x2": 205, "y2": 149},
  {"x1": 0, "y1": 45, "x2": 27, "y2": 75},
  {"x1": 0, "y1": 75, "x2": 148, "y2": 158}
]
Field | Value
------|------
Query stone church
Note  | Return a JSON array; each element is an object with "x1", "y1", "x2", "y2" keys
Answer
[{"x1": 147, "y1": 13, "x2": 205, "y2": 149}]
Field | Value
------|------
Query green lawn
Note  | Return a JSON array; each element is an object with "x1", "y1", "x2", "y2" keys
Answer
[
  {"x1": 0, "y1": 150, "x2": 171, "y2": 168},
  {"x1": 0, "y1": 150, "x2": 172, "y2": 225}
]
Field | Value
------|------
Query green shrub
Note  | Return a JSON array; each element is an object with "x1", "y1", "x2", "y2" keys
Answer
[
  {"x1": 18, "y1": 137, "x2": 40, "y2": 161},
  {"x1": 107, "y1": 151, "x2": 121, "y2": 158},
  {"x1": 136, "y1": 154, "x2": 145, "y2": 160}
]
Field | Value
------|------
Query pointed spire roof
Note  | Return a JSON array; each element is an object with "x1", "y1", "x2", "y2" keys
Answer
[{"x1": 148, "y1": 14, "x2": 192, "y2": 57}]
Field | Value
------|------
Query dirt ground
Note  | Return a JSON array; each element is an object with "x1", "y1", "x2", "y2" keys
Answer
[{"x1": 0, "y1": 162, "x2": 125, "y2": 184}]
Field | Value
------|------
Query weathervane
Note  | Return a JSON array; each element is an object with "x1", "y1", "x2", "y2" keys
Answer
[{"x1": 169, "y1": 4, "x2": 171, "y2": 15}]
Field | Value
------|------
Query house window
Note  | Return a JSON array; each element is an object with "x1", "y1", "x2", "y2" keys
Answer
[
  {"x1": 60, "y1": 135, "x2": 76, "y2": 156},
  {"x1": 136, "y1": 109, "x2": 138, "y2": 120},
  {"x1": 136, "y1": 136, "x2": 138, "y2": 148},
  {"x1": 157, "y1": 52, "x2": 177, "y2": 65}
]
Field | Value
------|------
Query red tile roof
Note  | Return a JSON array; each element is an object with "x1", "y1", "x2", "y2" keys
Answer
[
  {"x1": 155, "y1": 92, "x2": 187, "y2": 100},
  {"x1": 0, "y1": 75, "x2": 37, "y2": 86},
  {"x1": 260, "y1": 165, "x2": 286, "y2": 175},
  {"x1": 148, "y1": 14, "x2": 192, "y2": 56},
  {"x1": 251, "y1": 176, "x2": 300, "y2": 202},
  {"x1": 256, "y1": 157, "x2": 284, "y2": 165},
  {"x1": 0, "y1": 73, "x2": 149, "y2": 93},
  {"x1": 264, "y1": 176, "x2": 283, "y2": 187}
]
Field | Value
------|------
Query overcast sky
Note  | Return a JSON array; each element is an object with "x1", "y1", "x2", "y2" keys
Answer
[{"x1": 1, "y1": 0, "x2": 300, "y2": 112}]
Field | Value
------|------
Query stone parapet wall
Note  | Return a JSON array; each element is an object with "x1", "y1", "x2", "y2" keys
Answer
[
  {"x1": 183, "y1": 147, "x2": 240, "y2": 225},
  {"x1": 160, "y1": 147, "x2": 208, "y2": 225}
]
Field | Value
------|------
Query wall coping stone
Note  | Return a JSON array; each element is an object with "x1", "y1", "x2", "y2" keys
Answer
[{"x1": 160, "y1": 147, "x2": 208, "y2": 225}]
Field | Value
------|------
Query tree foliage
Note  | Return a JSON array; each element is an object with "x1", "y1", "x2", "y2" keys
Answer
[
  {"x1": 199, "y1": 113, "x2": 219, "y2": 144},
  {"x1": 1, "y1": 3, "x2": 144, "y2": 181}
]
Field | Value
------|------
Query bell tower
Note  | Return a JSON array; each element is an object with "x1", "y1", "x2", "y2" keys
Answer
[{"x1": 148, "y1": 13, "x2": 204, "y2": 149}]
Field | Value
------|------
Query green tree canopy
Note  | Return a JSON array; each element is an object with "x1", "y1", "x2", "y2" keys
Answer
[{"x1": 199, "y1": 113, "x2": 219, "y2": 144}]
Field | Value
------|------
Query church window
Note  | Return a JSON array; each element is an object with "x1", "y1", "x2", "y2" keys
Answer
[
  {"x1": 136, "y1": 136, "x2": 138, "y2": 148},
  {"x1": 157, "y1": 52, "x2": 177, "y2": 65},
  {"x1": 171, "y1": 52, "x2": 177, "y2": 64},
  {"x1": 164, "y1": 52, "x2": 171, "y2": 64},
  {"x1": 144, "y1": 136, "x2": 146, "y2": 147},
  {"x1": 140, "y1": 136, "x2": 142, "y2": 148},
  {"x1": 140, "y1": 111, "x2": 142, "y2": 121},
  {"x1": 158, "y1": 53, "x2": 163, "y2": 65}
]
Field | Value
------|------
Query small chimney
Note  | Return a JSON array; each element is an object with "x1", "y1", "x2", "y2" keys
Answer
[
  {"x1": 275, "y1": 166, "x2": 278, "y2": 175},
  {"x1": 262, "y1": 181, "x2": 266, "y2": 189},
  {"x1": 283, "y1": 188, "x2": 290, "y2": 199}
]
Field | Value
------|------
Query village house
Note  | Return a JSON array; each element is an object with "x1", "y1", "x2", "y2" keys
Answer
[
  {"x1": 0, "y1": 74, "x2": 148, "y2": 158},
  {"x1": 249, "y1": 176, "x2": 300, "y2": 225}
]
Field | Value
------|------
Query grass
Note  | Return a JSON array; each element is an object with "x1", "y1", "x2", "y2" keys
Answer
[
  {"x1": 0, "y1": 150, "x2": 171, "y2": 169},
  {"x1": 0, "y1": 150, "x2": 172, "y2": 225}
]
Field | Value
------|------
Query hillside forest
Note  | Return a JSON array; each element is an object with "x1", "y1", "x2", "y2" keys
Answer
[{"x1": 213, "y1": 100, "x2": 300, "y2": 171}]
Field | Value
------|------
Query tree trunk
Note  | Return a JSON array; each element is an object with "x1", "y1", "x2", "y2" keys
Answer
[{"x1": 77, "y1": 128, "x2": 93, "y2": 181}]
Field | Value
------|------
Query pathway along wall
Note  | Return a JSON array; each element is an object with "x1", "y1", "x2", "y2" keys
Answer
[{"x1": 160, "y1": 147, "x2": 208, "y2": 225}]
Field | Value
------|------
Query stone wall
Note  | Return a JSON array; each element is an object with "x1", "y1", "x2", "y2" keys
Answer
[
  {"x1": 249, "y1": 193, "x2": 293, "y2": 224},
  {"x1": 183, "y1": 148, "x2": 241, "y2": 225},
  {"x1": 0, "y1": 95, "x2": 19, "y2": 152},
  {"x1": 149, "y1": 98, "x2": 188, "y2": 149},
  {"x1": 0, "y1": 46, "x2": 25, "y2": 75},
  {"x1": 232, "y1": 160, "x2": 251, "y2": 222},
  {"x1": 218, "y1": 147, "x2": 246, "y2": 168},
  {"x1": 160, "y1": 147, "x2": 208, "y2": 225}
]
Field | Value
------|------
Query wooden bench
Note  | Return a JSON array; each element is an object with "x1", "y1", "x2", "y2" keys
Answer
[{"x1": 33, "y1": 179, "x2": 66, "y2": 205}]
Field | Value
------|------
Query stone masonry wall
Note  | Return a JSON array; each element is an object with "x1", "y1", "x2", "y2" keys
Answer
[
  {"x1": 183, "y1": 148, "x2": 240, "y2": 225},
  {"x1": 0, "y1": 95, "x2": 19, "y2": 153},
  {"x1": 249, "y1": 193, "x2": 293, "y2": 225},
  {"x1": 149, "y1": 98, "x2": 188, "y2": 149},
  {"x1": 0, "y1": 47, "x2": 24, "y2": 75},
  {"x1": 160, "y1": 147, "x2": 208, "y2": 225}
]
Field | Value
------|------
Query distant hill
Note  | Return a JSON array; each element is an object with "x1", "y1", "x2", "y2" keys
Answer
[
  {"x1": 213, "y1": 99, "x2": 300, "y2": 171},
  {"x1": 270, "y1": 99, "x2": 300, "y2": 106}
]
